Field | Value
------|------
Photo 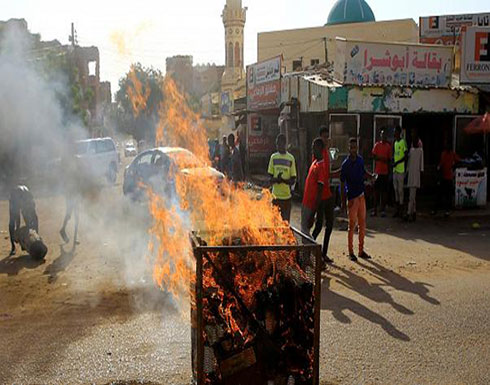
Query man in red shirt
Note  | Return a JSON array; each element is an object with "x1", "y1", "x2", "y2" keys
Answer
[
  {"x1": 371, "y1": 129, "x2": 392, "y2": 217},
  {"x1": 433, "y1": 141, "x2": 461, "y2": 217},
  {"x1": 311, "y1": 126, "x2": 336, "y2": 264},
  {"x1": 301, "y1": 138, "x2": 327, "y2": 239}
]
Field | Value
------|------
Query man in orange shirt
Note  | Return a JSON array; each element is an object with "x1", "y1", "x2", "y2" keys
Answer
[
  {"x1": 312, "y1": 126, "x2": 336, "y2": 265},
  {"x1": 301, "y1": 138, "x2": 327, "y2": 239},
  {"x1": 371, "y1": 129, "x2": 392, "y2": 217}
]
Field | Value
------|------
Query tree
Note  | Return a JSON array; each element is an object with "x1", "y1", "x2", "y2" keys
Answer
[{"x1": 115, "y1": 63, "x2": 165, "y2": 143}]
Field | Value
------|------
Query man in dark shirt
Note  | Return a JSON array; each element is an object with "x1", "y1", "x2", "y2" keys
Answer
[
  {"x1": 228, "y1": 133, "x2": 244, "y2": 183},
  {"x1": 9, "y1": 185, "x2": 39, "y2": 255},
  {"x1": 341, "y1": 138, "x2": 375, "y2": 261}
]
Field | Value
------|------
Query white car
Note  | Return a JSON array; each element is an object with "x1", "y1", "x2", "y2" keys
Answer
[{"x1": 75, "y1": 137, "x2": 119, "y2": 184}]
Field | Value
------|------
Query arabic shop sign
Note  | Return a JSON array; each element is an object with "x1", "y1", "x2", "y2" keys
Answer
[
  {"x1": 334, "y1": 38, "x2": 454, "y2": 88},
  {"x1": 420, "y1": 12, "x2": 490, "y2": 46},
  {"x1": 247, "y1": 56, "x2": 282, "y2": 110},
  {"x1": 461, "y1": 27, "x2": 490, "y2": 84}
]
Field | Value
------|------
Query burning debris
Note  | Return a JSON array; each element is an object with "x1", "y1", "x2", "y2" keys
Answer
[{"x1": 191, "y1": 228, "x2": 321, "y2": 385}]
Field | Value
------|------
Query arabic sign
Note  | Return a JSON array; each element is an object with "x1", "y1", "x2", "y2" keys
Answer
[
  {"x1": 247, "y1": 56, "x2": 282, "y2": 111},
  {"x1": 247, "y1": 114, "x2": 276, "y2": 156},
  {"x1": 420, "y1": 13, "x2": 490, "y2": 46},
  {"x1": 334, "y1": 38, "x2": 453, "y2": 88},
  {"x1": 461, "y1": 27, "x2": 490, "y2": 84},
  {"x1": 455, "y1": 168, "x2": 487, "y2": 208}
]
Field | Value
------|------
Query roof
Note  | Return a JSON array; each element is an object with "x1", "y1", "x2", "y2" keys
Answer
[{"x1": 326, "y1": 0, "x2": 376, "y2": 26}]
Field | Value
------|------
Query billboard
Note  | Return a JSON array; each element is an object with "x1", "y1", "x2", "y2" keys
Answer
[
  {"x1": 461, "y1": 27, "x2": 490, "y2": 84},
  {"x1": 247, "y1": 56, "x2": 281, "y2": 111},
  {"x1": 420, "y1": 13, "x2": 490, "y2": 46},
  {"x1": 334, "y1": 38, "x2": 454, "y2": 88}
]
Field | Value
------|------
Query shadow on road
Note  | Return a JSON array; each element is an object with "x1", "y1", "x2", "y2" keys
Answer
[
  {"x1": 328, "y1": 265, "x2": 414, "y2": 315},
  {"x1": 43, "y1": 244, "x2": 76, "y2": 284},
  {"x1": 358, "y1": 259, "x2": 440, "y2": 305},
  {"x1": 0, "y1": 254, "x2": 45, "y2": 276},
  {"x1": 321, "y1": 276, "x2": 410, "y2": 341}
]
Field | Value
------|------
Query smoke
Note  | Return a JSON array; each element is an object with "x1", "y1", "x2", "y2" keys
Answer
[{"x1": 0, "y1": 21, "x2": 176, "y2": 315}]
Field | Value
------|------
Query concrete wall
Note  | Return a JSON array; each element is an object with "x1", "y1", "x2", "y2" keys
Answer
[{"x1": 258, "y1": 19, "x2": 419, "y2": 72}]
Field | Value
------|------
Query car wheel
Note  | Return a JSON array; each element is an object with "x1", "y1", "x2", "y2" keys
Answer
[{"x1": 107, "y1": 162, "x2": 117, "y2": 185}]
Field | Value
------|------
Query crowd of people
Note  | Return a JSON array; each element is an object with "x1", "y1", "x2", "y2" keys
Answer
[{"x1": 261, "y1": 124, "x2": 462, "y2": 268}]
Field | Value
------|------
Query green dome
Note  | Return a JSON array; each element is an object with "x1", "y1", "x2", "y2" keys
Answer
[{"x1": 326, "y1": 0, "x2": 376, "y2": 26}]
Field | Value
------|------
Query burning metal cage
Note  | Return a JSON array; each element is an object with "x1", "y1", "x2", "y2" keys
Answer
[{"x1": 191, "y1": 227, "x2": 322, "y2": 385}]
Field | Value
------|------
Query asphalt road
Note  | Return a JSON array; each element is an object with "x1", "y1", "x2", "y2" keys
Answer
[{"x1": 0, "y1": 171, "x2": 489, "y2": 385}]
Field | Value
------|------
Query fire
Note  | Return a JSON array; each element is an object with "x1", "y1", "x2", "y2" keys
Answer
[{"x1": 126, "y1": 72, "x2": 295, "y2": 313}]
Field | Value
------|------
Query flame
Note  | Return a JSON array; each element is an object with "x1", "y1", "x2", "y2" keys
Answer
[
  {"x1": 126, "y1": 65, "x2": 151, "y2": 117},
  {"x1": 127, "y1": 74, "x2": 296, "y2": 317}
]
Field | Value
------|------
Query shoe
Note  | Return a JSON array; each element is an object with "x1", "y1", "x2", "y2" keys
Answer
[
  {"x1": 359, "y1": 251, "x2": 372, "y2": 260},
  {"x1": 380, "y1": 211, "x2": 386, "y2": 218},
  {"x1": 323, "y1": 256, "x2": 334, "y2": 265},
  {"x1": 370, "y1": 210, "x2": 377, "y2": 217},
  {"x1": 430, "y1": 210, "x2": 437, "y2": 216},
  {"x1": 349, "y1": 253, "x2": 358, "y2": 262},
  {"x1": 444, "y1": 211, "x2": 451, "y2": 218}
]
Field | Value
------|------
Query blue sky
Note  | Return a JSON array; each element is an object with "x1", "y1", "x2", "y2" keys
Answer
[{"x1": 2, "y1": 0, "x2": 489, "y2": 93}]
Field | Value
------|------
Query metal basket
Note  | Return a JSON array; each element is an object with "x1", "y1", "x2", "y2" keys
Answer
[{"x1": 191, "y1": 227, "x2": 322, "y2": 385}]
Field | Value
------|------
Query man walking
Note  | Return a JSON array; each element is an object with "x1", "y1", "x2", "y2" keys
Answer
[
  {"x1": 268, "y1": 134, "x2": 297, "y2": 222},
  {"x1": 9, "y1": 185, "x2": 39, "y2": 256},
  {"x1": 301, "y1": 138, "x2": 327, "y2": 238},
  {"x1": 371, "y1": 129, "x2": 391, "y2": 217},
  {"x1": 406, "y1": 135, "x2": 424, "y2": 222},
  {"x1": 341, "y1": 138, "x2": 375, "y2": 261},
  {"x1": 393, "y1": 126, "x2": 408, "y2": 217},
  {"x1": 312, "y1": 126, "x2": 336, "y2": 264}
]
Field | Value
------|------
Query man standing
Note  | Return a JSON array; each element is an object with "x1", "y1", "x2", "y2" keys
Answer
[
  {"x1": 406, "y1": 135, "x2": 424, "y2": 222},
  {"x1": 371, "y1": 129, "x2": 392, "y2": 217},
  {"x1": 219, "y1": 135, "x2": 230, "y2": 175},
  {"x1": 268, "y1": 134, "x2": 297, "y2": 222},
  {"x1": 393, "y1": 126, "x2": 408, "y2": 218},
  {"x1": 228, "y1": 133, "x2": 244, "y2": 183},
  {"x1": 301, "y1": 138, "x2": 327, "y2": 238},
  {"x1": 312, "y1": 126, "x2": 336, "y2": 264},
  {"x1": 341, "y1": 138, "x2": 375, "y2": 261},
  {"x1": 433, "y1": 141, "x2": 460, "y2": 217}
]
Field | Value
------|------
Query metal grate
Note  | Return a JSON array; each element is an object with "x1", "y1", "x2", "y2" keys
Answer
[{"x1": 191, "y1": 227, "x2": 322, "y2": 385}]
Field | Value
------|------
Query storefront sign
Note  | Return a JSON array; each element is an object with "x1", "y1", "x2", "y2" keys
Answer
[
  {"x1": 420, "y1": 13, "x2": 490, "y2": 46},
  {"x1": 334, "y1": 38, "x2": 453, "y2": 88},
  {"x1": 247, "y1": 56, "x2": 281, "y2": 111},
  {"x1": 461, "y1": 27, "x2": 490, "y2": 84},
  {"x1": 455, "y1": 168, "x2": 487, "y2": 208},
  {"x1": 247, "y1": 114, "x2": 277, "y2": 156}
]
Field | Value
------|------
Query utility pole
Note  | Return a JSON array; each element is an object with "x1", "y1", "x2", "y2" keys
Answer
[{"x1": 69, "y1": 22, "x2": 77, "y2": 46}]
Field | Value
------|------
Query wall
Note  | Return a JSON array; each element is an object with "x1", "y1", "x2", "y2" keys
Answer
[
  {"x1": 258, "y1": 19, "x2": 418, "y2": 72},
  {"x1": 347, "y1": 86, "x2": 479, "y2": 114}
]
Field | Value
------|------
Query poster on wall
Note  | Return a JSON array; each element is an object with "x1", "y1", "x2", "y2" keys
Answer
[
  {"x1": 461, "y1": 26, "x2": 490, "y2": 84},
  {"x1": 247, "y1": 56, "x2": 282, "y2": 111},
  {"x1": 420, "y1": 13, "x2": 490, "y2": 46},
  {"x1": 247, "y1": 114, "x2": 277, "y2": 158},
  {"x1": 220, "y1": 91, "x2": 232, "y2": 115},
  {"x1": 455, "y1": 168, "x2": 487, "y2": 208},
  {"x1": 334, "y1": 38, "x2": 454, "y2": 88}
]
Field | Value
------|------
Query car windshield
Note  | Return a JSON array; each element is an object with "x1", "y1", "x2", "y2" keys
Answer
[{"x1": 75, "y1": 142, "x2": 89, "y2": 155}]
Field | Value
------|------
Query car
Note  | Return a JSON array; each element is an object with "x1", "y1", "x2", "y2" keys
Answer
[
  {"x1": 75, "y1": 137, "x2": 119, "y2": 184},
  {"x1": 124, "y1": 143, "x2": 137, "y2": 157},
  {"x1": 123, "y1": 147, "x2": 224, "y2": 200}
]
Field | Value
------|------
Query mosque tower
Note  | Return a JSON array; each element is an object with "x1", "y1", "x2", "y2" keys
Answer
[{"x1": 221, "y1": 0, "x2": 247, "y2": 102}]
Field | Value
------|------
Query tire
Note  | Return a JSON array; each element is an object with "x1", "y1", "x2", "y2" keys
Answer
[{"x1": 107, "y1": 162, "x2": 117, "y2": 185}]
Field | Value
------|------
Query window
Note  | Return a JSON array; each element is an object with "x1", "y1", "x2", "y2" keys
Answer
[
  {"x1": 88, "y1": 61, "x2": 97, "y2": 76},
  {"x1": 292, "y1": 60, "x2": 302, "y2": 71},
  {"x1": 75, "y1": 142, "x2": 88, "y2": 155},
  {"x1": 136, "y1": 152, "x2": 153, "y2": 166},
  {"x1": 329, "y1": 114, "x2": 360, "y2": 169},
  {"x1": 310, "y1": 59, "x2": 320, "y2": 66}
]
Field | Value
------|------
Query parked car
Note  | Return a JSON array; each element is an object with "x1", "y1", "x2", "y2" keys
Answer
[
  {"x1": 123, "y1": 147, "x2": 224, "y2": 200},
  {"x1": 75, "y1": 137, "x2": 119, "y2": 184},
  {"x1": 124, "y1": 143, "x2": 137, "y2": 157}
]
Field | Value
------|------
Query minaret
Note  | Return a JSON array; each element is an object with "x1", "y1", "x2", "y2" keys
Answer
[{"x1": 221, "y1": 0, "x2": 247, "y2": 101}]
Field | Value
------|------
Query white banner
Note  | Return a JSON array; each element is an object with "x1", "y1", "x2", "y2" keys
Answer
[
  {"x1": 461, "y1": 27, "x2": 490, "y2": 84},
  {"x1": 455, "y1": 168, "x2": 487, "y2": 208},
  {"x1": 420, "y1": 13, "x2": 490, "y2": 45},
  {"x1": 334, "y1": 38, "x2": 454, "y2": 88}
]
